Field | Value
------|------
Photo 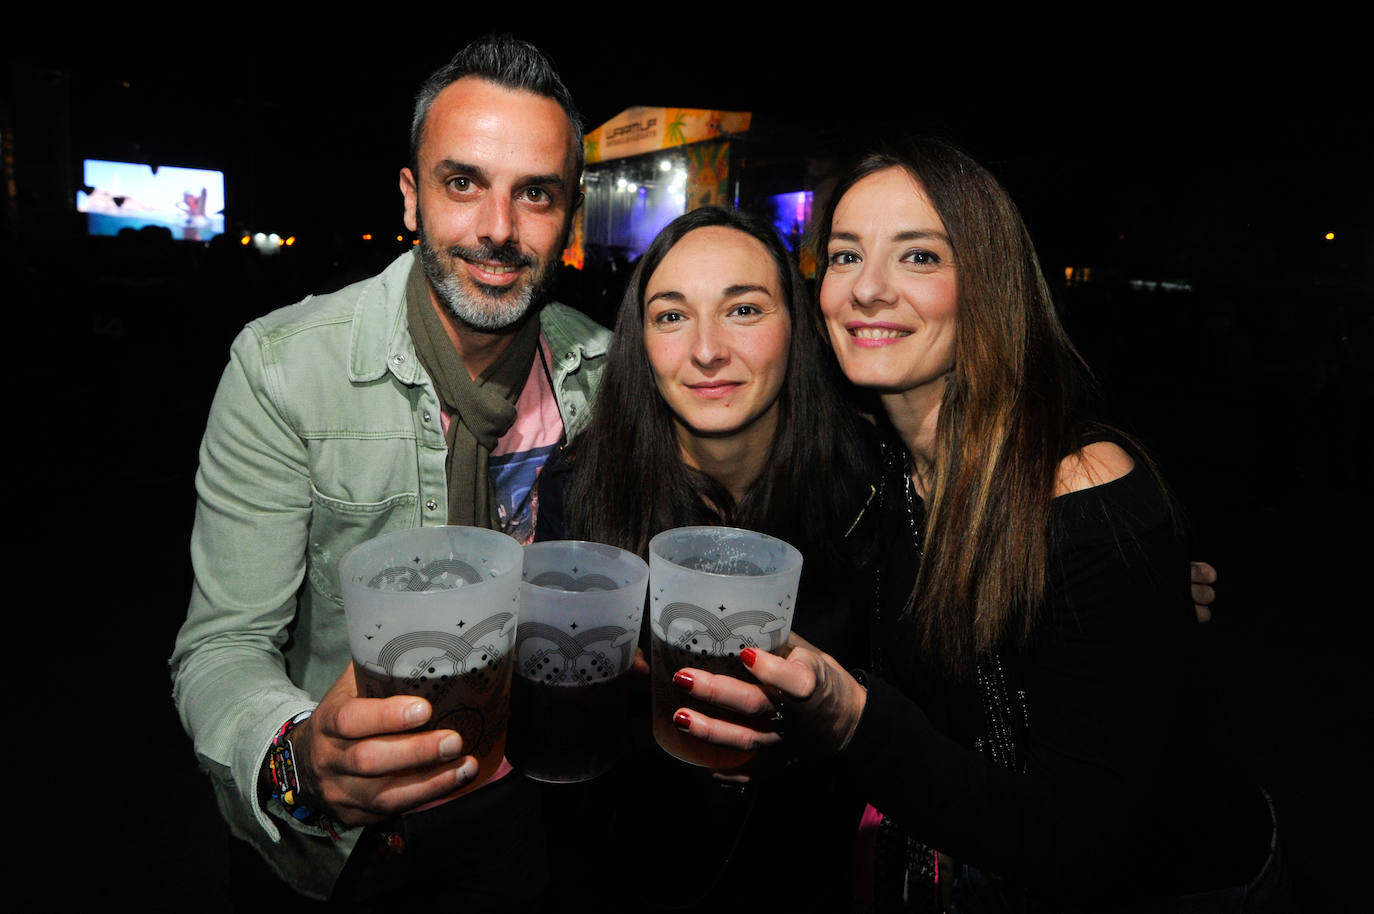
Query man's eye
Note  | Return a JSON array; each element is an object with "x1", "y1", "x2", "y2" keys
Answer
[
  {"x1": 447, "y1": 176, "x2": 472, "y2": 192},
  {"x1": 523, "y1": 187, "x2": 550, "y2": 203}
]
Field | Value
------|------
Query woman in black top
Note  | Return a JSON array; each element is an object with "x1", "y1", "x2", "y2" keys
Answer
[
  {"x1": 671, "y1": 140, "x2": 1281, "y2": 911},
  {"x1": 532, "y1": 204, "x2": 879, "y2": 911}
]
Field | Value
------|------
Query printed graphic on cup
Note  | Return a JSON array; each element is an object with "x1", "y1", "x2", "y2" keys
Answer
[
  {"x1": 508, "y1": 541, "x2": 648, "y2": 783},
  {"x1": 646, "y1": 527, "x2": 802, "y2": 769},
  {"x1": 340, "y1": 526, "x2": 523, "y2": 795}
]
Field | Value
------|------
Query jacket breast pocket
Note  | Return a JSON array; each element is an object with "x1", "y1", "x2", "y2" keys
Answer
[{"x1": 307, "y1": 486, "x2": 419, "y2": 606}]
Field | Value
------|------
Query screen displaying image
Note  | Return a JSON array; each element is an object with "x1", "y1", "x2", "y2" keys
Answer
[{"x1": 77, "y1": 159, "x2": 226, "y2": 241}]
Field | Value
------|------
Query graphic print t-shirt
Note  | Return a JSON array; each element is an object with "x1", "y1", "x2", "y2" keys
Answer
[{"x1": 443, "y1": 341, "x2": 563, "y2": 544}]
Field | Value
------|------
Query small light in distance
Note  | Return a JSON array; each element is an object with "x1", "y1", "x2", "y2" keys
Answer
[
  {"x1": 363, "y1": 233, "x2": 373, "y2": 241},
  {"x1": 285, "y1": 236, "x2": 296, "y2": 246},
  {"x1": 240, "y1": 235, "x2": 250, "y2": 246},
  {"x1": 1325, "y1": 232, "x2": 1335, "y2": 241}
]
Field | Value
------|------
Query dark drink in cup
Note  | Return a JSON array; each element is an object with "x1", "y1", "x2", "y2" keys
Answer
[
  {"x1": 649, "y1": 637, "x2": 759, "y2": 769},
  {"x1": 508, "y1": 673, "x2": 631, "y2": 781},
  {"x1": 646, "y1": 527, "x2": 803, "y2": 769},
  {"x1": 510, "y1": 541, "x2": 651, "y2": 784},
  {"x1": 355, "y1": 651, "x2": 513, "y2": 795},
  {"x1": 340, "y1": 526, "x2": 526, "y2": 797}
]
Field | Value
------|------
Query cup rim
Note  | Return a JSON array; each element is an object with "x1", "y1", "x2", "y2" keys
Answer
[
  {"x1": 520, "y1": 539, "x2": 650, "y2": 596},
  {"x1": 339, "y1": 524, "x2": 524, "y2": 594},
  {"x1": 646, "y1": 525, "x2": 803, "y2": 580}
]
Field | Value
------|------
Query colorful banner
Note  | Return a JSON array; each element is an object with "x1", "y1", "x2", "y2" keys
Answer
[
  {"x1": 684, "y1": 140, "x2": 731, "y2": 211},
  {"x1": 586, "y1": 106, "x2": 751, "y2": 165}
]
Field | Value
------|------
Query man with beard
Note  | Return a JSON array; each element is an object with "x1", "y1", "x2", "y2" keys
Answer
[{"x1": 171, "y1": 36, "x2": 609, "y2": 906}]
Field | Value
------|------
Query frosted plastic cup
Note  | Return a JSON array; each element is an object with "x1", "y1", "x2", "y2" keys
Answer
[
  {"x1": 647, "y1": 526, "x2": 803, "y2": 769},
  {"x1": 339, "y1": 525, "x2": 523, "y2": 794},
  {"x1": 507, "y1": 541, "x2": 650, "y2": 783}
]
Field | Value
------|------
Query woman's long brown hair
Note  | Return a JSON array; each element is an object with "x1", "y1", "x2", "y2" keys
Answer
[{"x1": 814, "y1": 139, "x2": 1097, "y2": 675}]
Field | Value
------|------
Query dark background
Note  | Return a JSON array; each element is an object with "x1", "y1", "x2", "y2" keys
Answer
[{"x1": 6, "y1": 21, "x2": 1368, "y2": 910}]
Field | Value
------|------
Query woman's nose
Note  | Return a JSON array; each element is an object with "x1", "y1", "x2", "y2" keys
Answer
[
  {"x1": 849, "y1": 261, "x2": 895, "y2": 308},
  {"x1": 690, "y1": 321, "x2": 729, "y2": 368}
]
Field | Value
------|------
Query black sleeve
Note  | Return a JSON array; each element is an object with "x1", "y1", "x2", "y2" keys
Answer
[
  {"x1": 532, "y1": 446, "x2": 571, "y2": 543},
  {"x1": 841, "y1": 473, "x2": 1195, "y2": 902}
]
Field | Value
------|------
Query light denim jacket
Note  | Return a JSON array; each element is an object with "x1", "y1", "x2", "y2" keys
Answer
[{"x1": 170, "y1": 250, "x2": 610, "y2": 898}]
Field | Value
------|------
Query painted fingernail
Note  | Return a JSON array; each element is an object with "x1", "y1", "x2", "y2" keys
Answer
[
  {"x1": 674, "y1": 710, "x2": 692, "y2": 730},
  {"x1": 438, "y1": 733, "x2": 461, "y2": 760},
  {"x1": 404, "y1": 701, "x2": 429, "y2": 725},
  {"x1": 455, "y1": 757, "x2": 479, "y2": 784},
  {"x1": 673, "y1": 670, "x2": 695, "y2": 690},
  {"x1": 740, "y1": 648, "x2": 758, "y2": 668}
]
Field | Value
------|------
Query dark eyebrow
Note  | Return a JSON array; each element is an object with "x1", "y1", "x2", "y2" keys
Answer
[
  {"x1": 723, "y1": 283, "x2": 773, "y2": 298},
  {"x1": 434, "y1": 159, "x2": 484, "y2": 181},
  {"x1": 892, "y1": 229, "x2": 950, "y2": 244},
  {"x1": 647, "y1": 283, "x2": 773, "y2": 307},
  {"x1": 646, "y1": 289, "x2": 685, "y2": 307},
  {"x1": 522, "y1": 173, "x2": 567, "y2": 189},
  {"x1": 828, "y1": 229, "x2": 950, "y2": 244}
]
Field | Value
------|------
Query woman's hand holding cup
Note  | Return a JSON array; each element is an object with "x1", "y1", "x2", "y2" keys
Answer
[{"x1": 671, "y1": 633, "x2": 868, "y2": 758}]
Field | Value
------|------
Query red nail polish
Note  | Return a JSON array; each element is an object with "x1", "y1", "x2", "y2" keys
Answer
[
  {"x1": 740, "y1": 648, "x2": 757, "y2": 668},
  {"x1": 674, "y1": 710, "x2": 692, "y2": 730},
  {"x1": 673, "y1": 670, "x2": 694, "y2": 690}
]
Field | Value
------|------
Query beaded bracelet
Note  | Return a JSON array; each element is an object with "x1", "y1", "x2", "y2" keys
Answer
[{"x1": 267, "y1": 710, "x2": 339, "y2": 840}]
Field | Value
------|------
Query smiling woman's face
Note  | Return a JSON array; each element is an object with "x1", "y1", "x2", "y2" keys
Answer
[
  {"x1": 820, "y1": 166, "x2": 958, "y2": 397},
  {"x1": 643, "y1": 225, "x2": 791, "y2": 442}
]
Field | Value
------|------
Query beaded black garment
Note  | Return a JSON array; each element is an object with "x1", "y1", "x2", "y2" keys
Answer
[{"x1": 868, "y1": 442, "x2": 1031, "y2": 913}]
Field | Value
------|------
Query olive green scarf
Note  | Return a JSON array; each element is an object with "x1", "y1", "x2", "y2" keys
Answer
[{"x1": 405, "y1": 251, "x2": 542, "y2": 529}]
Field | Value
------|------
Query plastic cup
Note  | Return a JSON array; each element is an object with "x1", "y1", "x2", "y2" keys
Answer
[
  {"x1": 507, "y1": 541, "x2": 649, "y2": 782},
  {"x1": 339, "y1": 525, "x2": 523, "y2": 794},
  {"x1": 646, "y1": 526, "x2": 803, "y2": 769}
]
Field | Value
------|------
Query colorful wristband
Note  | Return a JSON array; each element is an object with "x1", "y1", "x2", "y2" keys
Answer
[{"x1": 267, "y1": 710, "x2": 339, "y2": 840}]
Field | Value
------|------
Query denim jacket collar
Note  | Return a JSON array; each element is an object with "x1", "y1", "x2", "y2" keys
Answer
[
  {"x1": 347, "y1": 250, "x2": 426, "y2": 386},
  {"x1": 347, "y1": 249, "x2": 609, "y2": 388}
]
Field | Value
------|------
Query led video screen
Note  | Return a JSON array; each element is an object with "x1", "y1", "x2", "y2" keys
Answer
[{"x1": 77, "y1": 159, "x2": 226, "y2": 241}]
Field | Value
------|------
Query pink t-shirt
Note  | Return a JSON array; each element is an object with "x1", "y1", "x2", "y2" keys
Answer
[{"x1": 440, "y1": 341, "x2": 564, "y2": 544}]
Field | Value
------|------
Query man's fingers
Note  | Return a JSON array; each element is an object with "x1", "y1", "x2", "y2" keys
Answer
[
  {"x1": 327, "y1": 756, "x2": 480, "y2": 825},
  {"x1": 1190, "y1": 561, "x2": 1218, "y2": 585},
  {"x1": 340, "y1": 728, "x2": 465, "y2": 777},
  {"x1": 328, "y1": 693, "x2": 433, "y2": 741},
  {"x1": 367, "y1": 756, "x2": 480, "y2": 815},
  {"x1": 672, "y1": 708, "x2": 783, "y2": 752},
  {"x1": 1190, "y1": 561, "x2": 1217, "y2": 625}
]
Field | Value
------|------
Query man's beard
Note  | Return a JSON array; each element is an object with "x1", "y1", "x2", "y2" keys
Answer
[{"x1": 416, "y1": 212, "x2": 560, "y2": 332}]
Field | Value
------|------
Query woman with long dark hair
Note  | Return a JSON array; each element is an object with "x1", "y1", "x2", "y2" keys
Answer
[
  {"x1": 538, "y1": 204, "x2": 879, "y2": 658},
  {"x1": 671, "y1": 141, "x2": 1282, "y2": 911},
  {"x1": 533, "y1": 204, "x2": 879, "y2": 910}
]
